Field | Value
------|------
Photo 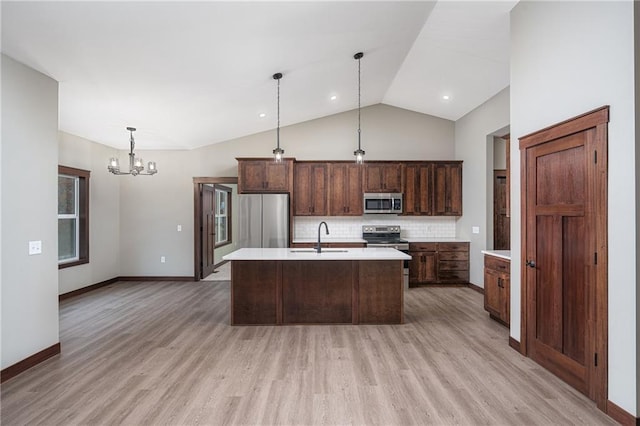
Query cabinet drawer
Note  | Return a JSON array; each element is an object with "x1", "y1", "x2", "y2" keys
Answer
[
  {"x1": 438, "y1": 270, "x2": 469, "y2": 282},
  {"x1": 438, "y1": 242, "x2": 469, "y2": 252},
  {"x1": 409, "y1": 242, "x2": 437, "y2": 251},
  {"x1": 438, "y1": 251, "x2": 469, "y2": 261},
  {"x1": 485, "y1": 256, "x2": 510, "y2": 272},
  {"x1": 409, "y1": 243, "x2": 438, "y2": 251},
  {"x1": 438, "y1": 260, "x2": 469, "y2": 271}
]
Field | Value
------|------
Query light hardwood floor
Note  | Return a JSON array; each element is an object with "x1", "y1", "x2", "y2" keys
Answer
[{"x1": 1, "y1": 280, "x2": 615, "y2": 425}]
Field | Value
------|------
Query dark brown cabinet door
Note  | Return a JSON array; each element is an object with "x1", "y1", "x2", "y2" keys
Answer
[
  {"x1": 484, "y1": 268, "x2": 502, "y2": 318},
  {"x1": 409, "y1": 251, "x2": 437, "y2": 284},
  {"x1": 238, "y1": 159, "x2": 291, "y2": 193},
  {"x1": 433, "y1": 162, "x2": 462, "y2": 216},
  {"x1": 329, "y1": 163, "x2": 363, "y2": 216},
  {"x1": 404, "y1": 163, "x2": 432, "y2": 215},
  {"x1": 483, "y1": 255, "x2": 510, "y2": 325},
  {"x1": 364, "y1": 163, "x2": 403, "y2": 193},
  {"x1": 294, "y1": 163, "x2": 327, "y2": 216}
]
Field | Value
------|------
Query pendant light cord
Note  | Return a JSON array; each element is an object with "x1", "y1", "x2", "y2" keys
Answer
[
  {"x1": 277, "y1": 76, "x2": 280, "y2": 150},
  {"x1": 357, "y1": 55, "x2": 361, "y2": 150}
]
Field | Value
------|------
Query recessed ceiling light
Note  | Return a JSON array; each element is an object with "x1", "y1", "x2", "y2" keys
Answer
[
  {"x1": 259, "y1": 113, "x2": 266, "y2": 118},
  {"x1": 442, "y1": 95, "x2": 450, "y2": 101},
  {"x1": 330, "y1": 95, "x2": 337, "y2": 101}
]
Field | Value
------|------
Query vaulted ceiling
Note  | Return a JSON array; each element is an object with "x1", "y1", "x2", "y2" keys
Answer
[{"x1": 1, "y1": 1, "x2": 516, "y2": 150}]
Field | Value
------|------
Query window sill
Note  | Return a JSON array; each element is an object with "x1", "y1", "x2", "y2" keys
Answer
[
  {"x1": 58, "y1": 258, "x2": 89, "y2": 270},
  {"x1": 215, "y1": 241, "x2": 231, "y2": 249}
]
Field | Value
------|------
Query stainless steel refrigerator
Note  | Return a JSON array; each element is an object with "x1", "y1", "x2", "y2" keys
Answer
[{"x1": 237, "y1": 194, "x2": 289, "y2": 248}]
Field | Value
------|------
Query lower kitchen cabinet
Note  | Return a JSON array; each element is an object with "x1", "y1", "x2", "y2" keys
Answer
[
  {"x1": 483, "y1": 255, "x2": 510, "y2": 326},
  {"x1": 409, "y1": 241, "x2": 469, "y2": 286}
]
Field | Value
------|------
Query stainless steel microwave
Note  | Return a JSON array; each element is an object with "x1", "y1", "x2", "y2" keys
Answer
[{"x1": 363, "y1": 193, "x2": 403, "y2": 214}]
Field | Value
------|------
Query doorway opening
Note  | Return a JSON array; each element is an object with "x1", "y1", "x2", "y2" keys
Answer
[{"x1": 193, "y1": 177, "x2": 238, "y2": 281}]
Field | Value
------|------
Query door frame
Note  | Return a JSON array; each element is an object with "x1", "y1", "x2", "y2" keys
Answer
[
  {"x1": 193, "y1": 177, "x2": 238, "y2": 281},
  {"x1": 519, "y1": 106, "x2": 609, "y2": 410}
]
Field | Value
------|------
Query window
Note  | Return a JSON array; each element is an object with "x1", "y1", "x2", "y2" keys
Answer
[
  {"x1": 215, "y1": 185, "x2": 232, "y2": 247},
  {"x1": 58, "y1": 166, "x2": 90, "y2": 268}
]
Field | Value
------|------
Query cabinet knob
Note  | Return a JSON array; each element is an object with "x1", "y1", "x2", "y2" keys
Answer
[{"x1": 526, "y1": 260, "x2": 536, "y2": 268}]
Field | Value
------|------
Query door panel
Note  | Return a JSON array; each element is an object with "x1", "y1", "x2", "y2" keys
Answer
[{"x1": 563, "y1": 216, "x2": 587, "y2": 365}]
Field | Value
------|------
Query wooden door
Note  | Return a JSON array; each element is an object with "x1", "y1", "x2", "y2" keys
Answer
[
  {"x1": 494, "y1": 170, "x2": 510, "y2": 249},
  {"x1": 381, "y1": 164, "x2": 403, "y2": 193},
  {"x1": 521, "y1": 106, "x2": 608, "y2": 409},
  {"x1": 201, "y1": 185, "x2": 216, "y2": 278},
  {"x1": 484, "y1": 268, "x2": 502, "y2": 318},
  {"x1": 363, "y1": 164, "x2": 384, "y2": 192},
  {"x1": 264, "y1": 161, "x2": 289, "y2": 191}
]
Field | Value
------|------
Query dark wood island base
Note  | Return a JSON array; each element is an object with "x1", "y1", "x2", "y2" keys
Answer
[{"x1": 230, "y1": 260, "x2": 404, "y2": 325}]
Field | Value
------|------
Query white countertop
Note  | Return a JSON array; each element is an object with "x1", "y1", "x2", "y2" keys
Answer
[
  {"x1": 481, "y1": 250, "x2": 511, "y2": 260},
  {"x1": 223, "y1": 247, "x2": 411, "y2": 261}
]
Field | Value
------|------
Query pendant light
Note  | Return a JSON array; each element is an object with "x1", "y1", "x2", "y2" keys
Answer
[
  {"x1": 107, "y1": 127, "x2": 157, "y2": 176},
  {"x1": 353, "y1": 52, "x2": 365, "y2": 164},
  {"x1": 272, "y1": 72, "x2": 284, "y2": 163}
]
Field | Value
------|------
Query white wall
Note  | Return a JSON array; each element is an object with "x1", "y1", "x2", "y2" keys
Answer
[
  {"x1": 511, "y1": 1, "x2": 636, "y2": 415},
  {"x1": 117, "y1": 104, "x2": 455, "y2": 276},
  {"x1": 1, "y1": 55, "x2": 60, "y2": 368},
  {"x1": 454, "y1": 88, "x2": 510, "y2": 286},
  {"x1": 58, "y1": 132, "x2": 120, "y2": 294}
]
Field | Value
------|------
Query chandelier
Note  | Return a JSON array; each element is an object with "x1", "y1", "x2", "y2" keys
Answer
[{"x1": 108, "y1": 127, "x2": 157, "y2": 176}]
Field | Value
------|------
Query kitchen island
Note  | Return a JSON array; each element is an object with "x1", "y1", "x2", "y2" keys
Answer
[{"x1": 223, "y1": 247, "x2": 411, "y2": 325}]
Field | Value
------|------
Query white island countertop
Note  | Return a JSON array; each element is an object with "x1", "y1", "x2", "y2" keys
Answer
[
  {"x1": 481, "y1": 250, "x2": 511, "y2": 260},
  {"x1": 223, "y1": 247, "x2": 411, "y2": 261}
]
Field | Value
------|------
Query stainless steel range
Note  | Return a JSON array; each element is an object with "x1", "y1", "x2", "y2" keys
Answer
[{"x1": 362, "y1": 225, "x2": 409, "y2": 251}]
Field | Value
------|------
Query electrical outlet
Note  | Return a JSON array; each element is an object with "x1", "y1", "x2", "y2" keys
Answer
[
  {"x1": 161, "y1": 256, "x2": 166, "y2": 263},
  {"x1": 472, "y1": 226, "x2": 480, "y2": 234},
  {"x1": 29, "y1": 240, "x2": 42, "y2": 255}
]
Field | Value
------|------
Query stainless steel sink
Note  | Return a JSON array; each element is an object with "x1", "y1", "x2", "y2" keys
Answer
[{"x1": 289, "y1": 249, "x2": 349, "y2": 253}]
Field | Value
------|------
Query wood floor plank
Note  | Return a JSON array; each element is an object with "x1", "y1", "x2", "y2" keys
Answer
[{"x1": 1, "y1": 280, "x2": 617, "y2": 425}]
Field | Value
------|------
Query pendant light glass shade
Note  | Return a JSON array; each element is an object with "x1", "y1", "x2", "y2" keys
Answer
[
  {"x1": 353, "y1": 52, "x2": 365, "y2": 164},
  {"x1": 107, "y1": 127, "x2": 158, "y2": 176},
  {"x1": 272, "y1": 72, "x2": 284, "y2": 163}
]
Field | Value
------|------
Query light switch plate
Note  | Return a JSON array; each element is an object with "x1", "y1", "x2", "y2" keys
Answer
[
  {"x1": 177, "y1": 225, "x2": 182, "y2": 232},
  {"x1": 29, "y1": 240, "x2": 42, "y2": 255},
  {"x1": 472, "y1": 226, "x2": 480, "y2": 234}
]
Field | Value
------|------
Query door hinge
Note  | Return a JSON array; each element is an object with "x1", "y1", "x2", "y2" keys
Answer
[
  {"x1": 594, "y1": 252, "x2": 598, "y2": 265},
  {"x1": 594, "y1": 151, "x2": 597, "y2": 163},
  {"x1": 594, "y1": 352, "x2": 598, "y2": 367}
]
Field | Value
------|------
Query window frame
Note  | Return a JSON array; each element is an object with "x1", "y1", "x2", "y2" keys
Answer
[
  {"x1": 58, "y1": 165, "x2": 90, "y2": 269},
  {"x1": 214, "y1": 184, "x2": 232, "y2": 248}
]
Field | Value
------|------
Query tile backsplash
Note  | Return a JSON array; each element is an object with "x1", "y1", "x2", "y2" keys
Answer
[{"x1": 293, "y1": 216, "x2": 456, "y2": 240}]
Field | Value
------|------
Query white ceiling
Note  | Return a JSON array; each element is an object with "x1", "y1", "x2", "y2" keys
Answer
[{"x1": 1, "y1": 1, "x2": 516, "y2": 150}]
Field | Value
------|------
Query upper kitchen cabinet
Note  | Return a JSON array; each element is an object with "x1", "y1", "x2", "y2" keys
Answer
[
  {"x1": 329, "y1": 163, "x2": 363, "y2": 216},
  {"x1": 432, "y1": 162, "x2": 462, "y2": 216},
  {"x1": 237, "y1": 158, "x2": 294, "y2": 193},
  {"x1": 363, "y1": 162, "x2": 403, "y2": 193},
  {"x1": 293, "y1": 162, "x2": 328, "y2": 216},
  {"x1": 404, "y1": 163, "x2": 432, "y2": 215}
]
